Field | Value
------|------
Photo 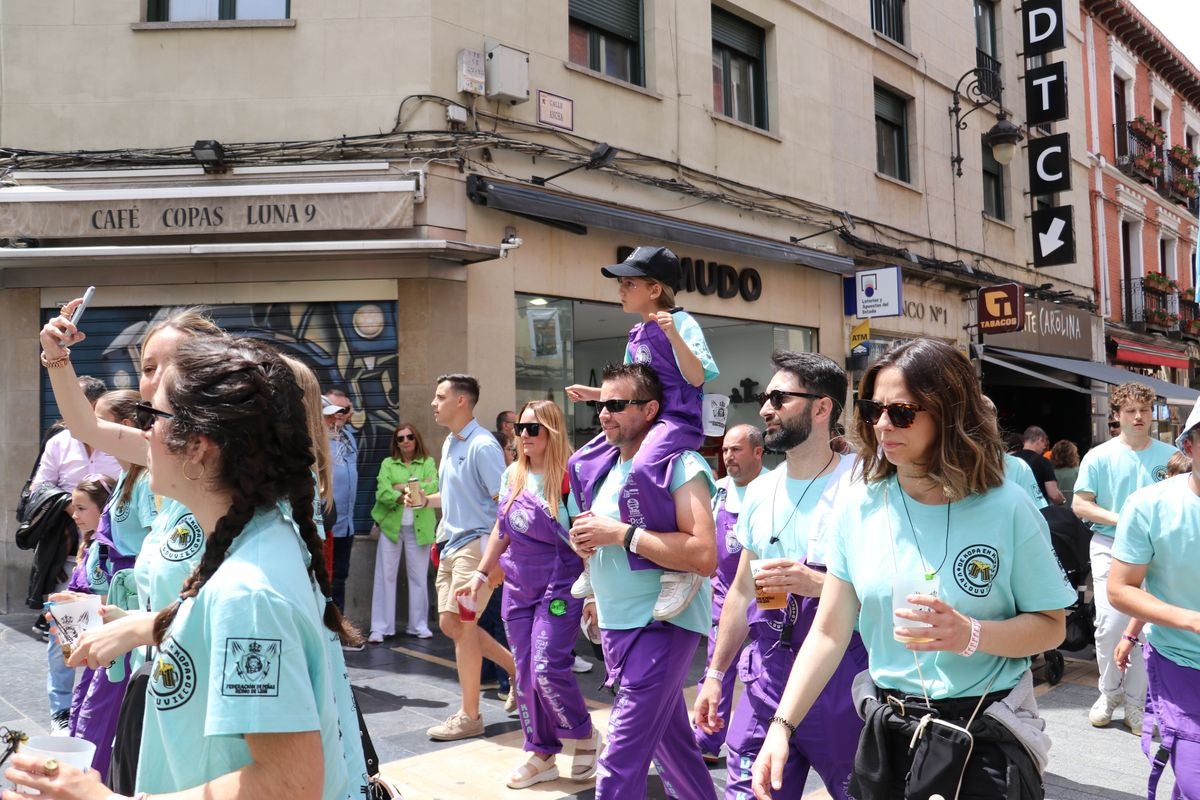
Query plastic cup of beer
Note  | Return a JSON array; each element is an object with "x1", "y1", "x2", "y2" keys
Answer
[
  {"x1": 13, "y1": 736, "x2": 97, "y2": 794},
  {"x1": 892, "y1": 574, "x2": 939, "y2": 643},
  {"x1": 749, "y1": 559, "x2": 788, "y2": 610},
  {"x1": 46, "y1": 595, "x2": 102, "y2": 663},
  {"x1": 457, "y1": 594, "x2": 477, "y2": 622}
]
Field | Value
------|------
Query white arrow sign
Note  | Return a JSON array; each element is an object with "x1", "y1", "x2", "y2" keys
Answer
[{"x1": 1039, "y1": 217, "x2": 1066, "y2": 255}]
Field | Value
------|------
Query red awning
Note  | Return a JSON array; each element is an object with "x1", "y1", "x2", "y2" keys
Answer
[{"x1": 1110, "y1": 336, "x2": 1190, "y2": 370}]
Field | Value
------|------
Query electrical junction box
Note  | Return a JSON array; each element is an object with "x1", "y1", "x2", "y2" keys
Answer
[
  {"x1": 484, "y1": 40, "x2": 530, "y2": 104},
  {"x1": 457, "y1": 49, "x2": 485, "y2": 95}
]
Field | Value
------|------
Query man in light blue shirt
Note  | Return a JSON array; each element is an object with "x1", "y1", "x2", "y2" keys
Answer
[
  {"x1": 323, "y1": 390, "x2": 358, "y2": 618},
  {"x1": 1110, "y1": 399, "x2": 1200, "y2": 797},
  {"x1": 567, "y1": 363, "x2": 717, "y2": 798},
  {"x1": 420, "y1": 373, "x2": 513, "y2": 741}
]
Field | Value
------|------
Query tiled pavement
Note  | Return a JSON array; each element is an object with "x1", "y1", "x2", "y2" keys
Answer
[{"x1": 0, "y1": 609, "x2": 1171, "y2": 798}]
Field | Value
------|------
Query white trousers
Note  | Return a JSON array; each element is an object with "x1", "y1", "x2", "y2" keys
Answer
[
  {"x1": 1090, "y1": 535, "x2": 1146, "y2": 708},
  {"x1": 370, "y1": 525, "x2": 432, "y2": 636}
]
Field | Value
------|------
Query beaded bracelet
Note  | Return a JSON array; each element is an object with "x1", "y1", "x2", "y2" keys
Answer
[
  {"x1": 40, "y1": 350, "x2": 70, "y2": 369},
  {"x1": 1122, "y1": 634, "x2": 1140, "y2": 645},
  {"x1": 958, "y1": 616, "x2": 982, "y2": 657},
  {"x1": 768, "y1": 716, "x2": 796, "y2": 736}
]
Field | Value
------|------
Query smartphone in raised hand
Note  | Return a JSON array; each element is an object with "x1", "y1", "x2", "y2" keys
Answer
[{"x1": 71, "y1": 286, "x2": 96, "y2": 326}]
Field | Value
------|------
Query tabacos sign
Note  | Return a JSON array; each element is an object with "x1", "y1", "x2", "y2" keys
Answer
[{"x1": 616, "y1": 246, "x2": 763, "y2": 302}]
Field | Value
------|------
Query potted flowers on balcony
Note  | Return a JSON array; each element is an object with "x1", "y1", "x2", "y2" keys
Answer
[
  {"x1": 1169, "y1": 144, "x2": 1200, "y2": 169},
  {"x1": 1143, "y1": 271, "x2": 1172, "y2": 292},
  {"x1": 1185, "y1": 319, "x2": 1200, "y2": 338},
  {"x1": 1131, "y1": 115, "x2": 1151, "y2": 137},
  {"x1": 1144, "y1": 308, "x2": 1179, "y2": 328},
  {"x1": 1183, "y1": 287, "x2": 1197, "y2": 303},
  {"x1": 1178, "y1": 176, "x2": 1199, "y2": 200},
  {"x1": 1150, "y1": 158, "x2": 1165, "y2": 178}
]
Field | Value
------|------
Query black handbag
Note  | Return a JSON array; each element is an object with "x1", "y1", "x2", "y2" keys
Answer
[
  {"x1": 109, "y1": 644, "x2": 153, "y2": 794},
  {"x1": 353, "y1": 687, "x2": 404, "y2": 800}
]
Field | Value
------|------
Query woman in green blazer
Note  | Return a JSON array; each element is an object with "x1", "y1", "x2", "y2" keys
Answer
[{"x1": 369, "y1": 422, "x2": 439, "y2": 642}]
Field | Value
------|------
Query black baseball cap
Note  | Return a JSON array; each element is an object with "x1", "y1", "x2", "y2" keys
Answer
[{"x1": 600, "y1": 246, "x2": 682, "y2": 290}]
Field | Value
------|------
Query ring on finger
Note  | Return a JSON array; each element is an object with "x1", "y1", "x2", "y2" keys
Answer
[{"x1": 43, "y1": 758, "x2": 59, "y2": 775}]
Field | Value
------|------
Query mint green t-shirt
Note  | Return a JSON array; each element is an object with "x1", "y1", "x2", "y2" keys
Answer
[
  {"x1": 137, "y1": 505, "x2": 358, "y2": 800},
  {"x1": 1075, "y1": 437, "x2": 1177, "y2": 538},
  {"x1": 109, "y1": 470, "x2": 158, "y2": 558},
  {"x1": 573, "y1": 451, "x2": 716, "y2": 635},
  {"x1": 1113, "y1": 474, "x2": 1200, "y2": 670},
  {"x1": 133, "y1": 498, "x2": 205, "y2": 612},
  {"x1": 1004, "y1": 454, "x2": 1048, "y2": 509},
  {"x1": 827, "y1": 476, "x2": 1075, "y2": 699}
]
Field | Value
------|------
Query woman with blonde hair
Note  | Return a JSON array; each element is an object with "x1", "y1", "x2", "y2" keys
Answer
[
  {"x1": 281, "y1": 354, "x2": 334, "y2": 530},
  {"x1": 752, "y1": 338, "x2": 1075, "y2": 800},
  {"x1": 460, "y1": 400, "x2": 600, "y2": 790}
]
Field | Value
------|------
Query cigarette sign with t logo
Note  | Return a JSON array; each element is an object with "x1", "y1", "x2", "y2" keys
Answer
[{"x1": 978, "y1": 284, "x2": 1025, "y2": 333}]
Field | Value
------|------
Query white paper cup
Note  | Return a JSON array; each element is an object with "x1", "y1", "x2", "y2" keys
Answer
[
  {"x1": 703, "y1": 393, "x2": 730, "y2": 437},
  {"x1": 13, "y1": 736, "x2": 96, "y2": 794},
  {"x1": 892, "y1": 575, "x2": 939, "y2": 643},
  {"x1": 47, "y1": 595, "x2": 102, "y2": 662},
  {"x1": 749, "y1": 559, "x2": 788, "y2": 610}
]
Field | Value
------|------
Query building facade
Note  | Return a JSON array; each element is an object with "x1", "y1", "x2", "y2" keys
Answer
[{"x1": 0, "y1": 0, "x2": 1102, "y2": 609}]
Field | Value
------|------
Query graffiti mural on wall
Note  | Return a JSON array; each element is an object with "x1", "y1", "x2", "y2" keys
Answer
[{"x1": 40, "y1": 301, "x2": 398, "y2": 533}]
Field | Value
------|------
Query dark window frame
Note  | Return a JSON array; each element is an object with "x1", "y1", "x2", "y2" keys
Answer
[
  {"x1": 870, "y1": 0, "x2": 905, "y2": 44},
  {"x1": 711, "y1": 6, "x2": 768, "y2": 130},
  {"x1": 568, "y1": 0, "x2": 644, "y2": 87},
  {"x1": 874, "y1": 85, "x2": 910, "y2": 182},
  {"x1": 981, "y1": 136, "x2": 1006, "y2": 220},
  {"x1": 147, "y1": 0, "x2": 290, "y2": 21}
]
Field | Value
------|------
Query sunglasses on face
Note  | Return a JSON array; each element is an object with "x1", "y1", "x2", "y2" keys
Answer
[
  {"x1": 589, "y1": 398, "x2": 651, "y2": 413},
  {"x1": 755, "y1": 390, "x2": 825, "y2": 410},
  {"x1": 857, "y1": 399, "x2": 925, "y2": 428},
  {"x1": 332, "y1": 407, "x2": 351, "y2": 416},
  {"x1": 513, "y1": 422, "x2": 544, "y2": 437},
  {"x1": 395, "y1": 433, "x2": 416, "y2": 442},
  {"x1": 133, "y1": 401, "x2": 175, "y2": 431}
]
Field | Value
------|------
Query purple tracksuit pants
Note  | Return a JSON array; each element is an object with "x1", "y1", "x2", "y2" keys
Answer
[
  {"x1": 597, "y1": 622, "x2": 718, "y2": 799},
  {"x1": 1144, "y1": 644, "x2": 1200, "y2": 799},
  {"x1": 68, "y1": 656, "x2": 130, "y2": 783}
]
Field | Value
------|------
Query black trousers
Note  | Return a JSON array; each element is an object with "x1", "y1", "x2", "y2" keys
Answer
[{"x1": 332, "y1": 535, "x2": 354, "y2": 611}]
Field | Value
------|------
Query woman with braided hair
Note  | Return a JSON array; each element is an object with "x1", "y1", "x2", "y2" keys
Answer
[{"x1": 6, "y1": 336, "x2": 367, "y2": 800}]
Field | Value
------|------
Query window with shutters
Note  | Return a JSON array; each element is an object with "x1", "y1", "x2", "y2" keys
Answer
[
  {"x1": 870, "y1": 0, "x2": 904, "y2": 44},
  {"x1": 874, "y1": 85, "x2": 910, "y2": 182},
  {"x1": 568, "y1": 0, "x2": 643, "y2": 86},
  {"x1": 147, "y1": 0, "x2": 288, "y2": 20},
  {"x1": 711, "y1": 6, "x2": 767, "y2": 129}
]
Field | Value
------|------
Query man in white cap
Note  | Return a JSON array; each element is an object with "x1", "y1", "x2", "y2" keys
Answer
[
  {"x1": 1108, "y1": 398, "x2": 1200, "y2": 797},
  {"x1": 323, "y1": 389, "x2": 359, "y2": 626}
]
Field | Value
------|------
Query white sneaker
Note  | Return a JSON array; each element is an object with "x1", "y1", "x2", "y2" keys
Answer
[
  {"x1": 652, "y1": 572, "x2": 703, "y2": 621},
  {"x1": 1088, "y1": 694, "x2": 1122, "y2": 727},
  {"x1": 570, "y1": 570, "x2": 593, "y2": 599},
  {"x1": 572, "y1": 655, "x2": 593, "y2": 673},
  {"x1": 367, "y1": 632, "x2": 384, "y2": 644},
  {"x1": 1124, "y1": 704, "x2": 1144, "y2": 734}
]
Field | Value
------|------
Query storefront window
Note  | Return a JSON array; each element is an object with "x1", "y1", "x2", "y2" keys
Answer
[{"x1": 515, "y1": 295, "x2": 575, "y2": 436}]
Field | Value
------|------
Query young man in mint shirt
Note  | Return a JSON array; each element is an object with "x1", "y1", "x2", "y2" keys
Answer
[
  {"x1": 1109, "y1": 399, "x2": 1200, "y2": 799},
  {"x1": 419, "y1": 373, "x2": 514, "y2": 741},
  {"x1": 1073, "y1": 382, "x2": 1177, "y2": 732},
  {"x1": 567, "y1": 363, "x2": 718, "y2": 799}
]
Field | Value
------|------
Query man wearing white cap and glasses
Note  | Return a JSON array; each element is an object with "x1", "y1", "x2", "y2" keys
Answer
[
  {"x1": 323, "y1": 389, "x2": 359, "y2": 625},
  {"x1": 1108, "y1": 398, "x2": 1200, "y2": 797}
]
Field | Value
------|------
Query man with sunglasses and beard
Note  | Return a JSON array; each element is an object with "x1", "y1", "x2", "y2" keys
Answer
[
  {"x1": 568, "y1": 363, "x2": 718, "y2": 798},
  {"x1": 693, "y1": 351, "x2": 865, "y2": 800}
]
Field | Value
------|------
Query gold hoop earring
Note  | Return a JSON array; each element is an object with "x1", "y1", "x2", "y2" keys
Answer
[{"x1": 183, "y1": 461, "x2": 207, "y2": 482}]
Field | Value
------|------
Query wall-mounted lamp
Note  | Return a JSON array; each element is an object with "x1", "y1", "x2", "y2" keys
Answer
[
  {"x1": 531, "y1": 142, "x2": 617, "y2": 186},
  {"x1": 949, "y1": 69, "x2": 1024, "y2": 177},
  {"x1": 191, "y1": 140, "x2": 227, "y2": 173}
]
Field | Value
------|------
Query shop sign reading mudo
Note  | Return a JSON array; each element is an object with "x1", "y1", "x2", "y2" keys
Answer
[{"x1": 0, "y1": 180, "x2": 416, "y2": 239}]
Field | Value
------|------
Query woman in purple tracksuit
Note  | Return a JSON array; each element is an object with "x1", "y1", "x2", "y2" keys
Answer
[{"x1": 461, "y1": 400, "x2": 599, "y2": 791}]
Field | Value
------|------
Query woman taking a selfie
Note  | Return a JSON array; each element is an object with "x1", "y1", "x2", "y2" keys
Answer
[
  {"x1": 6, "y1": 337, "x2": 364, "y2": 800},
  {"x1": 751, "y1": 338, "x2": 1075, "y2": 800}
]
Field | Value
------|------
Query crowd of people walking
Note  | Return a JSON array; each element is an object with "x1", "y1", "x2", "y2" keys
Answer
[{"x1": 5, "y1": 245, "x2": 1199, "y2": 800}]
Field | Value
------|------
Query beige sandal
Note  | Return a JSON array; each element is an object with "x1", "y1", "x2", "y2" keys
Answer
[
  {"x1": 569, "y1": 728, "x2": 604, "y2": 782},
  {"x1": 506, "y1": 753, "x2": 558, "y2": 789}
]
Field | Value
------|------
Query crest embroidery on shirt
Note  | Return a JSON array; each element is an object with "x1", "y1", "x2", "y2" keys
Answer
[{"x1": 222, "y1": 638, "x2": 281, "y2": 697}]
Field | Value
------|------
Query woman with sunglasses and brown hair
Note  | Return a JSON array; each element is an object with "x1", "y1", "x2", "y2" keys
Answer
[
  {"x1": 752, "y1": 338, "x2": 1076, "y2": 800},
  {"x1": 369, "y1": 423, "x2": 438, "y2": 642},
  {"x1": 458, "y1": 400, "x2": 600, "y2": 790}
]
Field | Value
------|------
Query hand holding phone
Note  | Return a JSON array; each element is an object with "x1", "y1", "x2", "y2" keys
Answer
[{"x1": 71, "y1": 286, "x2": 96, "y2": 326}]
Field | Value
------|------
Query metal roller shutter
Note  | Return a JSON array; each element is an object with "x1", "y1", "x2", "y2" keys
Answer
[
  {"x1": 712, "y1": 6, "x2": 763, "y2": 57},
  {"x1": 40, "y1": 300, "x2": 398, "y2": 535},
  {"x1": 568, "y1": 0, "x2": 641, "y2": 42}
]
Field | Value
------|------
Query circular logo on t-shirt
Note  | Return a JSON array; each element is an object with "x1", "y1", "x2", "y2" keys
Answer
[
  {"x1": 150, "y1": 637, "x2": 197, "y2": 710},
  {"x1": 508, "y1": 507, "x2": 531, "y2": 534},
  {"x1": 112, "y1": 499, "x2": 131, "y2": 525},
  {"x1": 1153, "y1": 465, "x2": 1169, "y2": 482},
  {"x1": 161, "y1": 516, "x2": 204, "y2": 562},
  {"x1": 724, "y1": 529, "x2": 743, "y2": 556},
  {"x1": 763, "y1": 594, "x2": 800, "y2": 634},
  {"x1": 954, "y1": 545, "x2": 1000, "y2": 597},
  {"x1": 633, "y1": 344, "x2": 653, "y2": 364}
]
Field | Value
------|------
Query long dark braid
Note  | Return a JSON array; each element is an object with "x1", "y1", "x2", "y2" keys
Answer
[{"x1": 152, "y1": 337, "x2": 358, "y2": 645}]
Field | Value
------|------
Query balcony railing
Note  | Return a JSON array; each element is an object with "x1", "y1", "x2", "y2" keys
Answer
[
  {"x1": 1160, "y1": 156, "x2": 1199, "y2": 209},
  {"x1": 1114, "y1": 121, "x2": 1161, "y2": 183},
  {"x1": 1125, "y1": 276, "x2": 1180, "y2": 332},
  {"x1": 975, "y1": 49, "x2": 1001, "y2": 102},
  {"x1": 1179, "y1": 291, "x2": 1200, "y2": 340}
]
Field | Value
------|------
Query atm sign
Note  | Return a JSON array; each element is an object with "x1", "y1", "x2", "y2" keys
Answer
[{"x1": 978, "y1": 284, "x2": 1025, "y2": 333}]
